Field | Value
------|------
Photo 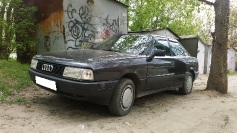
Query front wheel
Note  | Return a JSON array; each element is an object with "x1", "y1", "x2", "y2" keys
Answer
[
  {"x1": 108, "y1": 78, "x2": 135, "y2": 116},
  {"x1": 179, "y1": 72, "x2": 193, "y2": 95}
]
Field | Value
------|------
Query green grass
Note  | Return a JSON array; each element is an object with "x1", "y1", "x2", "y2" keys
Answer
[{"x1": 0, "y1": 59, "x2": 32, "y2": 103}]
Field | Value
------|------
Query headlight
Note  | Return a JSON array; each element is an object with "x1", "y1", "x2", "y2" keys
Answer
[
  {"x1": 30, "y1": 59, "x2": 38, "y2": 69},
  {"x1": 63, "y1": 67, "x2": 94, "y2": 81}
]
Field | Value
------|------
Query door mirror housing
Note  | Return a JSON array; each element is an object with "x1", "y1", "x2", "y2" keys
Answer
[{"x1": 146, "y1": 49, "x2": 166, "y2": 62}]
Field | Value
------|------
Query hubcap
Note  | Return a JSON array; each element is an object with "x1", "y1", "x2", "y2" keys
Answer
[
  {"x1": 121, "y1": 85, "x2": 133, "y2": 110},
  {"x1": 186, "y1": 76, "x2": 193, "y2": 92}
]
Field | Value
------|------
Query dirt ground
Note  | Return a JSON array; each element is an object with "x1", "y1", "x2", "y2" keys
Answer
[{"x1": 1, "y1": 75, "x2": 237, "y2": 133}]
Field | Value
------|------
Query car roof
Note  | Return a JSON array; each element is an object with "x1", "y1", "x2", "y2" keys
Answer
[
  {"x1": 151, "y1": 34, "x2": 179, "y2": 42},
  {"x1": 127, "y1": 33, "x2": 179, "y2": 42}
]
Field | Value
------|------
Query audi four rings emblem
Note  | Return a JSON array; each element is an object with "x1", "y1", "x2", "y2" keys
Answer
[{"x1": 42, "y1": 64, "x2": 53, "y2": 72}]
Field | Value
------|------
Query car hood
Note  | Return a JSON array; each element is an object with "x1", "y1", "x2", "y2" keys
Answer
[{"x1": 34, "y1": 49, "x2": 143, "y2": 69}]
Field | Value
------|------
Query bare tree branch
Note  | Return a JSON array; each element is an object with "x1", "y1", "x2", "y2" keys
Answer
[{"x1": 198, "y1": 0, "x2": 215, "y2": 6}]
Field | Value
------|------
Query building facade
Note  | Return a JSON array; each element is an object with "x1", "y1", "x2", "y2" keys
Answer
[
  {"x1": 228, "y1": 48, "x2": 236, "y2": 72},
  {"x1": 129, "y1": 28, "x2": 180, "y2": 40},
  {"x1": 34, "y1": 0, "x2": 128, "y2": 53}
]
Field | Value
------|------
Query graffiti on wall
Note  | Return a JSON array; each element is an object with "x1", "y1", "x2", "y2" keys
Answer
[
  {"x1": 66, "y1": 4, "x2": 96, "y2": 49},
  {"x1": 104, "y1": 15, "x2": 120, "y2": 34},
  {"x1": 44, "y1": 35, "x2": 50, "y2": 51},
  {"x1": 41, "y1": 31, "x2": 64, "y2": 52},
  {"x1": 65, "y1": 4, "x2": 122, "y2": 50},
  {"x1": 98, "y1": 14, "x2": 120, "y2": 41}
]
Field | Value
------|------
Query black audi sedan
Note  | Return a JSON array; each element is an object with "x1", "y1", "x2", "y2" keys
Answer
[{"x1": 29, "y1": 34, "x2": 199, "y2": 116}]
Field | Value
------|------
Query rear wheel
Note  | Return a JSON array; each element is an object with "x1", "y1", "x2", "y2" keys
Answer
[
  {"x1": 179, "y1": 72, "x2": 193, "y2": 95},
  {"x1": 108, "y1": 78, "x2": 135, "y2": 116}
]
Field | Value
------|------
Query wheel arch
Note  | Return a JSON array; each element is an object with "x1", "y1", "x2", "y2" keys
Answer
[
  {"x1": 121, "y1": 73, "x2": 141, "y2": 98},
  {"x1": 189, "y1": 70, "x2": 195, "y2": 81}
]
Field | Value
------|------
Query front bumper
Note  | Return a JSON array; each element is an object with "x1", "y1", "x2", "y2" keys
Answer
[{"x1": 29, "y1": 69, "x2": 118, "y2": 105}]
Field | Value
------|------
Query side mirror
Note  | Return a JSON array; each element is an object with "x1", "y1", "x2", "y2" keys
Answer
[{"x1": 146, "y1": 49, "x2": 166, "y2": 62}]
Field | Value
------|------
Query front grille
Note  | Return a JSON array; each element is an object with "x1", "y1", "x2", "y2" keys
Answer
[{"x1": 36, "y1": 61, "x2": 65, "y2": 76}]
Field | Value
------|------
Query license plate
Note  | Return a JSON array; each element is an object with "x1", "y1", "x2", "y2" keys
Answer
[{"x1": 35, "y1": 76, "x2": 57, "y2": 91}]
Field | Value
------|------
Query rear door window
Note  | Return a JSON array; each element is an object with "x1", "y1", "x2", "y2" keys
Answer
[{"x1": 169, "y1": 41, "x2": 190, "y2": 56}]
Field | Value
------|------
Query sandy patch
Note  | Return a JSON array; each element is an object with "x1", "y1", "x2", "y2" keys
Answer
[{"x1": 0, "y1": 75, "x2": 237, "y2": 133}]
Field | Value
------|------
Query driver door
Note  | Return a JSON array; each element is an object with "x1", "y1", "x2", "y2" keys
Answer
[{"x1": 146, "y1": 39, "x2": 176, "y2": 90}]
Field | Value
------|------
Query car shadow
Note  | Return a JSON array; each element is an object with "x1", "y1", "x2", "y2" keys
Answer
[
  {"x1": 30, "y1": 93, "x2": 112, "y2": 121},
  {"x1": 30, "y1": 90, "x2": 185, "y2": 120},
  {"x1": 134, "y1": 90, "x2": 180, "y2": 107}
]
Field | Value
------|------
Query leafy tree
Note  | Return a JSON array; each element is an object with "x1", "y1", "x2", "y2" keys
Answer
[
  {"x1": 199, "y1": 0, "x2": 229, "y2": 94},
  {"x1": 198, "y1": 1, "x2": 237, "y2": 47},
  {"x1": 196, "y1": 4, "x2": 215, "y2": 44},
  {"x1": 118, "y1": 0, "x2": 201, "y2": 36},
  {"x1": 0, "y1": 0, "x2": 36, "y2": 62},
  {"x1": 14, "y1": 0, "x2": 37, "y2": 63},
  {"x1": 0, "y1": 0, "x2": 12, "y2": 59},
  {"x1": 228, "y1": 4, "x2": 237, "y2": 47}
]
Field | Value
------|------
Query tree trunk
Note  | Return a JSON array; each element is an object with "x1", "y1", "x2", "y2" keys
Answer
[
  {"x1": 4, "y1": 1, "x2": 14, "y2": 59},
  {"x1": 206, "y1": 0, "x2": 229, "y2": 94},
  {"x1": 0, "y1": 1, "x2": 6, "y2": 44},
  {"x1": 0, "y1": 1, "x2": 8, "y2": 59}
]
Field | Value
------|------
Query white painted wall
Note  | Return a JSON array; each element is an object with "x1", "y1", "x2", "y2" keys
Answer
[
  {"x1": 205, "y1": 47, "x2": 236, "y2": 73},
  {"x1": 228, "y1": 48, "x2": 236, "y2": 72},
  {"x1": 206, "y1": 45, "x2": 212, "y2": 74},
  {"x1": 197, "y1": 40, "x2": 205, "y2": 74}
]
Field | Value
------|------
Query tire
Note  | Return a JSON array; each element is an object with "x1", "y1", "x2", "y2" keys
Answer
[
  {"x1": 108, "y1": 78, "x2": 135, "y2": 116},
  {"x1": 179, "y1": 72, "x2": 193, "y2": 95}
]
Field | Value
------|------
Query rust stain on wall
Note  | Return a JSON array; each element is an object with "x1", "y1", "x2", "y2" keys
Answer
[
  {"x1": 35, "y1": 0, "x2": 63, "y2": 21},
  {"x1": 38, "y1": 11, "x2": 64, "y2": 35},
  {"x1": 34, "y1": 0, "x2": 64, "y2": 35}
]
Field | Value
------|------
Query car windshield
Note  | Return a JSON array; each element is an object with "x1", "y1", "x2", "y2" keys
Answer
[{"x1": 92, "y1": 34, "x2": 152, "y2": 55}]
